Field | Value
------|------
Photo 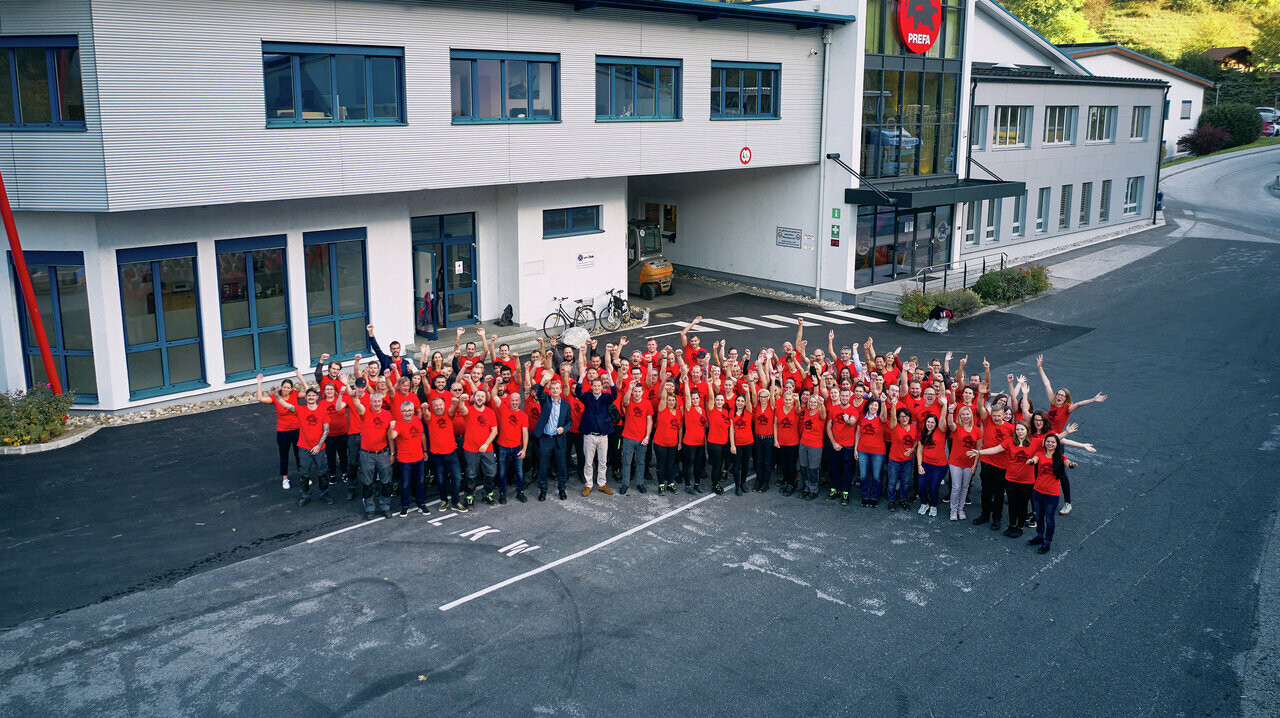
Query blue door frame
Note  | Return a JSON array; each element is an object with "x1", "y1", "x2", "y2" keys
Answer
[
  {"x1": 117, "y1": 245, "x2": 208, "y2": 400},
  {"x1": 411, "y1": 213, "x2": 478, "y2": 335},
  {"x1": 215, "y1": 237, "x2": 293, "y2": 382},
  {"x1": 10, "y1": 252, "x2": 97, "y2": 403}
]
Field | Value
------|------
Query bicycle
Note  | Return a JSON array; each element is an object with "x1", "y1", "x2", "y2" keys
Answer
[
  {"x1": 542, "y1": 296, "x2": 597, "y2": 340},
  {"x1": 596, "y1": 288, "x2": 629, "y2": 332}
]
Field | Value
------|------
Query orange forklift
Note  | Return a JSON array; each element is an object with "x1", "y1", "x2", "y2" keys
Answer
[{"x1": 627, "y1": 220, "x2": 674, "y2": 300}]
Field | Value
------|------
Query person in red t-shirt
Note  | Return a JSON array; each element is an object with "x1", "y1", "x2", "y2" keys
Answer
[
  {"x1": 774, "y1": 391, "x2": 802, "y2": 495},
  {"x1": 620, "y1": 380, "x2": 654, "y2": 493},
  {"x1": 974, "y1": 391, "x2": 1014, "y2": 530},
  {"x1": 855, "y1": 397, "x2": 890, "y2": 507},
  {"x1": 272, "y1": 385, "x2": 331, "y2": 507},
  {"x1": 1036, "y1": 354, "x2": 1107, "y2": 435},
  {"x1": 351, "y1": 390, "x2": 395, "y2": 520},
  {"x1": 797, "y1": 393, "x2": 827, "y2": 499},
  {"x1": 390, "y1": 400, "x2": 427, "y2": 515},
  {"x1": 425, "y1": 395, "x2": 467, "y2": 512},
  {"x1": 706, "y1": 392, "x2": 732, "y2": 495},
  {"x1": 1028, "y1": 434, "x2": 1076, "y2": 554},
  {"x1": 826, "y1": 388, "x2": 860, "y2": 505},
  {"x1": 652, "y1": 387, "x2": 683, "y2": 495},
  {"x1": 495, "y1": 391, "x2": 530, "y2": 503},
  {"x1": 885, "y1": 404, "x2": 918, "y2": 511},
  {"x1": 727, "y1": 391, "x2": 755, "y2": 496},
  {"x1": 679, "y1": 364, "x2": 709, "y2": 494},
  {"x1": 458, "y1": 390, "x2": 499, "y2": 506},
  {"x1": 916, "y1": 408, "x2": 949, "y2": 517},
  {"x1": 751, "y1": 386, "x2": 777, "y2": 493},
  {"x1": 946, "y1": 404, "x2": 982, "y2": 521},
  {"x1": 255, "y1": 375, "x2": 301, "y2": 490},
  {"x1": 319, "y1": 382, "x2": 349, "y2": 490}
]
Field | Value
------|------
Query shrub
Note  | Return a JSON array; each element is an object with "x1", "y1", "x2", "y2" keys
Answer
[
  {"x1": 898, "y1": 288, "x2": 982, "y2": 323},
  {"x1": 1179, "y1": 123, "x2": 1230, "y2": 156},
  {"x1": 0, "y1": 384, "x2": 73, "y2": 447},
  {"x1": 1196, "y1": 103, "x2": 1263, "y2": 148},
  {"x1": 972, "y1": 265, "x2": 1052, "y2": 305}
]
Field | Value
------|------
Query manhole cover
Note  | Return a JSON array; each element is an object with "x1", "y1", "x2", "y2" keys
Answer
[{"x1": 655, "y1": 312, "x2": 674, "y2": 318}]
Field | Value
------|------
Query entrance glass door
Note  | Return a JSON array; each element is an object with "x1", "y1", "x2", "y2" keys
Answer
[
  {"x1": 444, "y1": 242, "x2": 475, "y2": 325},
  {"x1": 411, "y1": 213, "x2": 478, "y2": 337},
  {"x1": 854, "y1": 205, "x2": 954, "y2": 287},
  {"x1": 413, "y1": 244, "x2": 440, "y2": 338}
]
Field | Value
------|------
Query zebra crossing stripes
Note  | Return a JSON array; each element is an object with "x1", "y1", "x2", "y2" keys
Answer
[
  {"x1": 641, "y1": 308, "x2": 887, "y2": 340},
  {"x1": 698, "y1": 317, "x2": 754, "y2": 331},
  {"x1": 761, "y1": 314, "x2": 807, "y2": 325},
  {"x1": 729, "y1": 316, "x2": 787, "y2": 329},
  {"x1": 825, "y1": 309, "x2": 888, "y2": 324},
  {"x1": 796, "y1": 311, "x2": 849, "y2": 325}
]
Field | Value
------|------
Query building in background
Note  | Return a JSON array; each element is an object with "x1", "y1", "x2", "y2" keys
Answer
[{"x1": 1060, "y1": 42, "x2": 1214, "y2": 158}]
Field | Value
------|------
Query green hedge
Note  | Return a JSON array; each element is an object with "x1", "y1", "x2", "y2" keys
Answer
[
  {"x1": 0, "y1": 384, "x2": 73, "y2": 447},
  {"x1": 1196, "y1": 103, "x2": 1263, "y2": 149},
  {"x1": 971, "y1": 265, "x2": 1051, "y2": 305},
  {"x1": 899, "y1": 288, "x2": 982, "y2": 323}
]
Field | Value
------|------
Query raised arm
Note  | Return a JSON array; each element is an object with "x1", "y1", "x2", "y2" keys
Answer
[
  {"x1": 982, "y1": 357, "x2": 991, "y2": 392},
  {"x1": 315, "y1": 353, "x2": 329, "y2": 384},
  {"x1": 1069, "y1": 392, "x2": 1108, "y2": 413},
  {"x1": 680, "y1": 315, "x2": 702, "y2": 349},
  {"x1": 294, "y1": 367, "x2": 309, "y2": 391},
  {"x1": 1036, "y1": 354, "x2": 1055, "y2": 403},
  {"x1": 827, "y1": 331, "x2": 837, "y2": 364},
  {"x1": 254, "y1": 374, "x2": 276, "y2": 405}
]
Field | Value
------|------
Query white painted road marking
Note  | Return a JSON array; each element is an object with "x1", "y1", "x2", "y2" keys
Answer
[
  {"x1": 797, "y1": 311, "x2": 849, "y2": 325},
  {"x1": 306, "y1": 516, "x2": 386, "y2": 543},
  {"x1": 827, "y1": 309, "x2": 887, "y2": 323},
  {"x1": 762, "y1": 314, "x2": 807, "y2": 325},
  {"x1": 699, "y1": 317, "x2": 754, "y2": 331},
  {"x1": 439, "y1": 492, "x2": 719, "y2": 611},
  {"x1": 730, "y1": 316, "x2": 787, "y2": 328}
]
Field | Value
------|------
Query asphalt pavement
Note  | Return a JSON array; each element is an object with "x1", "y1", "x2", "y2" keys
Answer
[{"x1": 2, "y1": 149, "x2": 1279, "y2": 716}]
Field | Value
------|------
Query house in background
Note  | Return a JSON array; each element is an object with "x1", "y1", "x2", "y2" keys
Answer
[
  {"x1": 1199, "y1": 46, "x2": 1253, "y2": 72},
  {"x1": 1060, "y1": 42, "x2": 1215, "y2": 158}
]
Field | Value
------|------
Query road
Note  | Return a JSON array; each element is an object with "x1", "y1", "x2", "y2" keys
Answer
[{"x1": 1, "y1": 148, "x2": 1278, "y2": 717}]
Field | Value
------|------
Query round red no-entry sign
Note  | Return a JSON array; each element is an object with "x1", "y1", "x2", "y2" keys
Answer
[{"x1": 740, "y1": 147, "x2": 752, "y2": 165}]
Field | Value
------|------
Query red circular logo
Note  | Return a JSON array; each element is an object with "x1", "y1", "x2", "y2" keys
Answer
[
  {"x1": 897, "y1": 0, "x2": 941, "y2": 54},
  {"x1": 740, "y1": 147, "x2": 752, "y2": 164}
]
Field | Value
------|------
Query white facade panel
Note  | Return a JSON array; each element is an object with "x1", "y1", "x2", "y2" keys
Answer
[
  {"x1": 1070, "y1": 52, "x2": 1206, "y2": 157},
  {"x1": 0, "y1": 0, "x2": 108, "y2": 211}
]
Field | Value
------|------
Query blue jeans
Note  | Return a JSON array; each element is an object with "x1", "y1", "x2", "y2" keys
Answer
[
  {"x1": 497, "y1": 445, "x2": 525, "y2": 494},
  {"x1": 431, "y1": 451, "x2": 462, "y2": 505},
  {"x1": 832, "y1": 446, "x2": 856, "y2": 494},
  {"x1": 859, "y1": 451, "x2": 886, "y2": 501},
  {"x1": 1033, "y1": 490, "x2": 1059, "y2": 543},
  {"x1": 620, "y1": 437, "x2": 647, "y2": 488},
  {"x1": 398, "y1": 459, "x2": 425, "y2": 510},
  {"x1": 887, "y1": 458, "x2": 913, "y2": 502},
  {"x1": 917, "y1": 462, "x2": 947, "y2": 506}
]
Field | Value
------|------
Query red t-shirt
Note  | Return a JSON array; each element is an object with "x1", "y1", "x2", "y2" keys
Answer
[
  {"x1": 322, "y1": 397, "x2": 348, "y2": 436},
  {"x1": 948, "y1": 424, "x2": 981, "y2": 468},
  {"x1": 919, "y1": 427, "x2": 948, "y2": 466},
  {"x1": 800, "y1": 410, "x2": 826, "y2": 448},
  {"x1": 495, "y1": 404, "x2": 529, "y2": 449},
  {"x1": 493, "y1": 356, "x2": 519, "y2": 376},
  {"x1": 1003, "y1": 437, "x2": 1041, "y2": 484},
  {"x1": 1047, "y1": 404, "x2": 1071, "y2": 434},
  {"x1": 981, "y1": 418, "x2": 1014, "y2": 469},
  {"x1": 731, "y1": 411, "x2": 754, "y2": 447},
  {"x1": 360, "y1": 409, "x2": 393, "y2": 452},
  {"x1": 888, "y1": 424, "x2": 918, "y2": 462},
  {"x1": 1032, "y1": 450, "x2": 1065, "y2": 495},
  {"x1": 683, "y1": 344, "x2": 705, "y2": 367},
  {"x1": 776, "y1": 407, "x2": 801, "y2": 446},
  {"x1": 682, "y1": 406, "x2": 708, "y2": 445},
  {"x1": 389, "y1": 391, "x2": 420, "y2": 418},
  {"x1": 295, "y1": 404, "x2": 327, "y2": 449},
  {"x1": 427, "y1": 389, "x2": 452, "y2": 411},
  {"x1": 622, "y1": 399, "x2": 654, "y2": 442},
  {"x1": 752, "y1": 405, "x2": 775, "y2": 437},
  {"x1": 856, "y1": 414, "x2": 889, "y2": 454},
  {"x1": 912, "y1": 401, "x2": 942, "y2": 429},
  {"x1": 654, "y1": 407, "x2": 682, "y2": 447},
  {"x1": 687, "y1": 380, "x2": 711, "y2": 409},
  {"x1": 463, "y1": 405, "x2": 497, "y2": 453},
  {"x1": 829, "y1": 404, "x2": 859, "y2": 447},
  {"x1": 568, "y1": 396, "x2": 584, "y2": 433},
  {"x1": 707, "y1": 407, "x2": 731, "y2": 445},
  {"x1": 272, "y1": 393, "x2": 300, "y2": 432},
  {"x1": 425, "y1": 412, "x2": 457, "y2": 455},
  {"x1": 391, "y1": 418, "x2": 425, "y2": 462}
]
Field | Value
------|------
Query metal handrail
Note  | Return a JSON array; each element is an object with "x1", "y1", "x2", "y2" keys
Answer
[{"x1": 912, "y1": 252, "x2": 1008, "y2": 294}]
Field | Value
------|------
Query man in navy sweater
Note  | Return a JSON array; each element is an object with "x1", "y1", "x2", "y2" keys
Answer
[{"x1": 576, "y1": 342, "x2": 618, "y2": 496}]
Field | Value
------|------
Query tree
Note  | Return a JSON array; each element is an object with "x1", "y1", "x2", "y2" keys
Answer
[
  {"x1": 1000, "y1": 0, "x2": 1101, "y2": 44},
  {"x1": 1253, "y1": 6, "x2": 1280, "y2": 71}
]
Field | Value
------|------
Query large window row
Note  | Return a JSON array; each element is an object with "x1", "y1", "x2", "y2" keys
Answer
[
  {"x1": 263, "y1": 43, "x2": 404, "y2": 126},
  {"x1": 972, "y1": 103, "x2": 1151, "y2": 151},
  {"x1": 966, "y1": 175, "x2": 1148, "y2": 249},
  {"x1": 861, "y1": 69, "x2": 960, "y2": 179}
]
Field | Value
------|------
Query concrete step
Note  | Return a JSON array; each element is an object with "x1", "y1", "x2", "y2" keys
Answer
[
  {"x1": 416, "y1": 321, "x2": 542, "y2": 358},
  {"x1": 855, "y1": 293, "x2": 901, "y2": 317}
]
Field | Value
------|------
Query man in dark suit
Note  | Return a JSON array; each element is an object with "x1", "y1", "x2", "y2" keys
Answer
[{"x1": 532, "y1": 372, "x2": 572, "y2": 500}]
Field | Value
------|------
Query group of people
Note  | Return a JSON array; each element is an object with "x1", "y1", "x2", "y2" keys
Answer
[{"x1": 258, "y1": 317, "x2": 1106, "y2": 555}]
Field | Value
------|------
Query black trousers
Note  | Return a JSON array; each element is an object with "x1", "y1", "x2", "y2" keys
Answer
[
  {"x1": 654, "y1": 444, "x2": 678, "y2": 485},
  {"x1": 326, "y1": 433, "x2": 349, "y2": 480},
  {"x1": 682, "y1": 444, "x2": 707, "y2": 486},
  {"x1": 1060, "y1": 475, "x2": 1072, "y2": 503},
  {"x1": 708, "y1": 443, "x2": 728, "y2": 486},
  {"x1": 776, "y1": 444, "x2": 799, "y2": 486},
  {"x1": 732, "y1": 445, "x2": 751, "y2": 490},
  {"x1": 276, "y1": 430, "x2": 300, "y2": 475},
  {"x1": 1005, "y1": 481, "x2": 1033, "y2": 528},
  {"x1": 980, "y1": 463, "x2": 1007, "y2": 521},
  {"x1": 753, "y1": 437, "x2": 774, "y2": 489}
]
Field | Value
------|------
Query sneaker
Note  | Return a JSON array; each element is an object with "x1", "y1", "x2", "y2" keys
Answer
[
  {"x1": 399, "y1": 507, "x2": 409, "y2": 517},
  {"x1": 929, "y1": 507, "x2": 938, "y2": 517},
  {"x1": 282, "y1": 477, "x2": 291, "y2": 490},
  {"x1": 918, "y1": 503, "x2": 928, "y2": 515},
  {"x1": 826, "y1": 489, "x2": 837, "y2": 502},
  {"x1": 321, "y1": 495, "x2": 336, "y2": 505},
  {"x1": 658, "y1": 484, "x2": 666, "y2": 496},
  {"x1": 466, "y1": 494, "x2": 475, "y2": 507},
  {"x1": 692, "y1": 484, "x2": 703, "y2": 494},
  {"x1": 973, "y1": 515, "x2": 990, "y2": 526},
  {"x1": 381, "y1": 510, "x2": 392, "y2": 519},
  {"x1": 1003, "y1": 527, "x2": 1023, "y2": 538},
  {"x1": 1059, "y1": 502, "x2": 1072, "y2": 515},
  {"x1": 498, "y1": 493, "x2": 507, "y2": 505},
  {"x1": 941, "y1": 493, "x2": 949, "y2": 503},
  {"x1": 964, "y1": 497, "x2": 972, "y2": 506},
  {"x1": 1028, "y1": 536, "x2": 1043, "y2": 546},
  {"x1": 438, "y1": 500, "x2": 450, "y2": 513},
  {"x1": 364, "y1": 511, "x2": 375, "y2": 520},
  {"x1": 1027, "y1": 517, "x2": 1037, "y2": 528},
  {"x1": 887, "y1": 501, "x2": 896, "y2": 512},
  {"x1": 712, "y1": 484, "x2": 724, "y2": 495},
  {"x1": 516, "y1": 491, "x2": 528, "y2": 503},
  {"x1": 636, "y1": 484, "x2": 647, "y2": 494},
  {"x1": 804, "y1": 491, "x2": 817, "y2": 501},
  {"x1": 297, "y1": 497, "x2": 310, "y2": 508},
  {"x1": 618, "y1": 485, "x2": 629, "y2": 495},
  {"x1": 1037, "y1": 543, "x2": 1052, "y2": 554},
  {"x1": 484, "y1": 492, "x2": 495, "y2": 505},
  {"x1": 841, "y1": 495, "x2": 851, "y2": 507},
  {"x1": 451, "y1": 503, "x2": 469, "y2": 512},
  {"x1": 558, "y1": 489, "x2": 567, "y2": 500},
  {"x1": 958, "y1": 509, "x2": 967, "y2": 520},
  {"x1": 990, "y1": 521, "x2": 1002, "y2": 531}
]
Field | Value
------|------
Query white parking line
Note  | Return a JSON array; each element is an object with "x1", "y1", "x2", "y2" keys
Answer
[
  {"x1": 762, "y1": 314, "x2": 807, "y2": 325},
  {"x1": 438, "y1": 492, "x2": 719, "y2": 611},
  {"x1": 826, "y1": 309, "x2": 887, "y2": 323},
  {"x1": 699, "y1": 317, "x2": 754, "y2": 331},
  {"x1": 797, "y1": 312, "x2": 849, "y2": 325},
  {"x1": 730, "y1": 316, "x2": 787, "y2": 328},
  {"x1": 306, "y1": 516, "x2": 387, "y2": 543}
]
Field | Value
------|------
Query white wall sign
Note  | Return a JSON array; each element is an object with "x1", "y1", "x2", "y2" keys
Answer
[
  {"x1": 577, "y1": 252, "x2": 596, "y2": 268},
  {"x1": 803, "y1": 233, "x2": 816, "y2": 250},
  {"x1": 454, "y1": 260, "x2": 464, "y2": 275},
  {"x1": 776, "y1": 226, "x2": 803, "y2": 248}
]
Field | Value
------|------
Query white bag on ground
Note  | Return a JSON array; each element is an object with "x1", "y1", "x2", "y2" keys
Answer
[{"x1": 923, "y1": 317, "x2": 949, "y2": 333}]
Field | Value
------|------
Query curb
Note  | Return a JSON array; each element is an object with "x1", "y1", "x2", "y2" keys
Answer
[
  {"x1": 1161, "y1": 144, "x2": 1280, "y2": 179},
  {"x1": 0, "y1": 425, "x2": 101, "y2": 456}
]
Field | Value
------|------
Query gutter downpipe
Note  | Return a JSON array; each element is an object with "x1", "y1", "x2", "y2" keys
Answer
[
  {"x1": 1152, "y1": 84, "x2": 1168, "y2": 225},
  {"x1": 814, "y1": 28, "x2": 833, "y2": 300}
]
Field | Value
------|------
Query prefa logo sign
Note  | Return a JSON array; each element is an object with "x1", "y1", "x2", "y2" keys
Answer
[{"x1": 897, "y1": 0, "x2": 941, "y2": 54}]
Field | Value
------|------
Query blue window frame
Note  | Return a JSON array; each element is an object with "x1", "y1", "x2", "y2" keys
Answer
[
  {"x1": 450, "y1": 50, "x2": 559, "y2": 123},
  {"x1": 595, "y1": 57, "x2": 681, "y2": 121},
  {"x1": 543, "y1": 206, "x2": 602, "y2": 238},
  {"x1": 710, "y1": 61, "x2": 780, "y2": 120},
  {"x1": 0, "y1": 35, "x2": 85, "y2": 130},
  {"x1": 117, "y1": 244, "x2": 208, "y2": 400},
  {"x1": 10, "y1": 250, "x2": 97, "y2": 403},
  {"x1": 262, "y1": 42, "x2": 405, "y2": 127},
  {"x1": 303, "y1": 228, "x2": 368, "y2": 361},
  {"x1": 216, "y1": 235, "x2": 292, "y2": 381}
]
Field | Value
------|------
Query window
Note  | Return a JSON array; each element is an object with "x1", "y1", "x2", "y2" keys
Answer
[
  {"x1": 1035, "y1": 187, "x2": 1050, "y2": 233},
  {"x1": 216, "y1": 236, "x2": 292, "y2": 381},
  {"x1": 984, "y1": 199, "x2": 1001, "y2": 242},
  {"x1": 117, "y1": 245, "x2": 207, "y2": 399},
  {"x1": 543, "y1": 206, "x2": 602, "y2": 238},
  {"x1": 1180, "y1": 100, "x2": 1192, "y2": 120},
  {"x1": 1012, "y1": 192, "x2": 1026, "y2": 237},
  {"x1": 11, "y1": 251, "x2": 96, "y2": 402},
  {"x1": 1123, "y1": 176, "x2": 1144, "y2": 215},
  {"x1": 864, "y1": 0, "x2": 966, "y2": 59},
  {"x1": 596, "y1": 57, "x2": 680, "y2": 120},
  {"x1": 970, "y1": 105, "x2": 988, "y2": 149},
  {"x1": 451, "y1": 50, "x2": 559, "y2": 123},
  {"x1": 1079, "y1": 182, "x2": 1092, "y2": 227},
  {"x1": 711, "y1": 62, "x2": 780, "y2": 119},
  {"x1": 1099, "y1": 179, "x2": 1112, "y2": 222},
  {"x1": 992, "y1": 106, "x2": 1030, "y2": 147},
  {"x1": 0, "y1": 36, "x2": 84, "y2": 129},
  {"x1": 861, "y1": 69, "x2": 960, "y2": 178},
  {"x1": 1043, "y1": 105, "x2": 1077, "y2": 145},
  {"x1": 964, "y1": 202, "x2": 978, "y2": 244},
  {"x1": 262, "y1": 43, "x2": 404, "y2": 126},
  {"x1": 304, "y1": 229, "x2": 368, "y2": 361},
  {"x1": 1058, "y1": 185, "x2": 1072, "y2": 230},
  {"x1": 1164, "y1": 99, "x2": 1170, "y2": 120},
  {"x1": 1130, "y1": 106, "x2": 1150, "y2": 141},
  {"x1": 1085, "y1": 106, "x2": 1116, "y2": 142}
]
